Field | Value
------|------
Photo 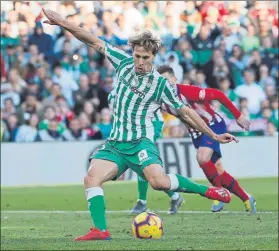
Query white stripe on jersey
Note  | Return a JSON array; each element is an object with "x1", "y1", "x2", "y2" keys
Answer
[{"x1": 117, "y1": 69, "x2": 134, "y2": 140}]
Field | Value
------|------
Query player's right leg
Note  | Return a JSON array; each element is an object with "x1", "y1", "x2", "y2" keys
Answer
[
  {"x1": 75, "y1": 143, "x2": 127, "y2": 241},
  {"x1": 131, "y1": 175, "x2": 183, "y2": 215}
]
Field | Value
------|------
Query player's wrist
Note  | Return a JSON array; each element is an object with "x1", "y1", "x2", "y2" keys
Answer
[{"x1": 212, "y1": 134, "x2": 219, "y2": 141}]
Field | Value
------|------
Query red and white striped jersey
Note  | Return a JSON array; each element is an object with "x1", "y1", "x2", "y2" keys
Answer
[{"x1": 161, "y1": 84, "x2": 241, "y2": 139}]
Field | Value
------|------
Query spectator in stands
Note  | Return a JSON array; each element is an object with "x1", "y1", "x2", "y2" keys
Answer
[
  {"x1": 96, "y1": 108, "x2": 112, "y2": 139},
  {"x1": 43, "y1": 83, "x2": 62, "y2": 105},
  {"x1": 36, "y1": 119, "x2": 64, "y2": 142},
  {"x1": 265, "y1": 84, "x2": 276, "y2": 101},
  {"x1": 190, "y1": 24, "x2": 216, "y2": 67},
  {"x1": 166, "y1": 53, "x2": 183, "y2": 84},
  {"x1": 228, "y1": 44, "x2": 246, "y2": 87},
  {"x1": 83, "y1": 100, "x2": 97, "y2": 124},
  {"x1": 2, "y1": 98, "x2": 16, "y2": 120},
  {"x1": 261, "y1": 107, "x2": 273, "y2": 122},
  {"x1": 78, "y1": 112, "x2": 102, "y2": 140},
  {"x1": 28, "y1": 21, "x2": 54, "y2": 63},
  {"x1": 73, "y1": 74, "x2": 90, "y2": 114},
  {"x1": 247, "y1": 49, "x2": 262, "y2": 81},
  {"x1": 1, "y1": 68, "x2": 26, "y2": 107},
  {"x1": 63, "y1": 118, "x2": 88, "y2": 141},
  {"x1": 241, "y1": 24, "x2": 260, "y2": 53},
  {"x1": 54, "y1": 40, "x2": 72, "y2": 63},
  {"x1": 15, "y1": 113, "x2": 39, "y2": 142},
  {"x1": 54, "y1": 30, "x2": 83, "y2": 55},
  {"x1": 86, "y1": 71, "x2": 108, "y2": 112},
  {"x1": 266, "y1": 121, "x2": 278, "y2": 136},
  {"x1": 258, "y1": 64, "x2": 276, "y2": 89},
  {"x1": 218, "y1": 77, "x2": 238, "y2": 119},
  {"x1": 39, "y1": 105, "x2": 64, "y2": 134},
  {"x1": 52, "y1": 62, "x2": 78, "y2": 108},
  {"x1": 41, "y1": 77, "x2": 53, "y2": 99},
  {"x1": 3, "y1": 44, "x2": 17, "y2": 72},
  {"x1": 235, "y1": 68, "x2": 266, "y2": 115},
  {"x1": 195, "y1": 71, "x2": 208, "y2": 88},
  {"x1": 261, "y1": 36, "x2": 278, "y2": 70},
  {"x1": 5, "y1": 113, "x2": 19, "y2": 142},
  {"x1": 17, "y1": 92, "x2": 42, "y2": 124}
]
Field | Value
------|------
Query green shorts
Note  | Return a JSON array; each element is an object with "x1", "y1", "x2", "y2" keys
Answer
[{"x1": 89, "y1": 138, "x2": 163, "y2": 181}]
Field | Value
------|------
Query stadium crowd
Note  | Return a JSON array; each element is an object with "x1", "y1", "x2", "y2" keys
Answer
[{"x1": 1, "y1": 1, "x2": 278, "y2": 142}]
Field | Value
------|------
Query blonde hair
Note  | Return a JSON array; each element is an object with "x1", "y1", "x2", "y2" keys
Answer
[{"x1": 128, "y1": 30, "x2": 161, "y2": 55}]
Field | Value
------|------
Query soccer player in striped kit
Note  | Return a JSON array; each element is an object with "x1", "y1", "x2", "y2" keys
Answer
[
  {"x1": 43, "y1": 8, "x2": 239, "y2": 241},
  {"x1": 152, "y1": 66, "x2": 255, "y2": 213}
]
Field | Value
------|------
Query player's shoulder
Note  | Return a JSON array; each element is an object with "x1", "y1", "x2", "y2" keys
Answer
[{"x1": 152, "y1": 70, "x2": 170, "y2": 86}]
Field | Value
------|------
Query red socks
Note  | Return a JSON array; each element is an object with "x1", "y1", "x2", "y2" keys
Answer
[
  {"x1": 200, "y1": 161, "x2": 222, "y2": 187},
  {"x1": 220, "y1": 171, "x2": 250, "y2": 202},
  {"x1": 200, "y1": 161, "x2": 250, "y2": 202}
]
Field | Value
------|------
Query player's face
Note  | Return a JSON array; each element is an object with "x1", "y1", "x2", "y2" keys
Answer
[
  {"x1": 133, "y1": 45, "x2": 155, "y2": 73},
  {"x1": 161, "y1": 72, "x2": 177, "y2": 86}
]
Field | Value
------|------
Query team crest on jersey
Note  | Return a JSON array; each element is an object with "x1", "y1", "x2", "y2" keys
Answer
[{"x1": 199, "y1": 90, "x2": 206, "y2": 100}]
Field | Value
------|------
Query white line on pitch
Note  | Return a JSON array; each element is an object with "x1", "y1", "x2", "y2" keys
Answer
[{"x1": 1, "y1": 210, "x2": 277, "y2": 214}]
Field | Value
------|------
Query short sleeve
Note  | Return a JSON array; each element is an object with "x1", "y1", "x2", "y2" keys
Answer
[
  {"x1": 105, "y1": 43, "x2": 131, "y2": 70},
  {"x1": 160, "y1": 81, "x2": 183, "y2": 111}
]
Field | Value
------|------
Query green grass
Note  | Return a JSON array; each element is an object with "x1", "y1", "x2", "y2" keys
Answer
[{"x1": 1, "y1": 177, "x2": 278, "y2": 250}]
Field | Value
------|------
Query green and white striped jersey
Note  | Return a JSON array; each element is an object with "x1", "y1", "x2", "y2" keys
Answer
[
  {"x1": 108, "y1": 88, "x2": 164, "y2": 126},
  {"x1": 104, "y1": 43, "x2": 183, "y2": 142}
]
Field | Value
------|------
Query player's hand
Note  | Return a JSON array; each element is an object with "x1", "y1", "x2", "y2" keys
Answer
[
  {"x1": 236, "y1": 114, "x2": 250, "y2": 131},
  {"x1": 42, "y1": 8, "x2": 65, "y2": 26},
  {"x1": 215, "y1": 133, "x2": 239, "y2": 144}
]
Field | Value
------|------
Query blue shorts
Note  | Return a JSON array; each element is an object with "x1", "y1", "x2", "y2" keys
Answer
[{"x1": 191, "y1": 118, "x2": 227, "y2": 164}]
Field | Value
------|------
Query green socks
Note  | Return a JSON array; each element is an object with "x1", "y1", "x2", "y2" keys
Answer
[
  {"x1": 86, "y1": 187, "x2": 107, "y2": 231},
  {"x1": 138, "y1": 176, "x2": 149, "y2": 201},
  {"x1": 168, "y1": 174, "x2": 208, "y2": 196},
  {"x1": 164, "y1": 190, "x2": 175, "y2": 197}
]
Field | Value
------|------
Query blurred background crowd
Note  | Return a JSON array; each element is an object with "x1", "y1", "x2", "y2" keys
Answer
[{"x1": 1, "y1": 0, "x2": 278, "y2": 142}]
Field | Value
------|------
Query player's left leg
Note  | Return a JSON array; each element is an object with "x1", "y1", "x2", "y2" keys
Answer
[
  {"x1": 215, "y1": 160, "x2": 256, "y2": 213},
  {"x1": 130, "y1": 175, "x2": 148, "y2": 214}
]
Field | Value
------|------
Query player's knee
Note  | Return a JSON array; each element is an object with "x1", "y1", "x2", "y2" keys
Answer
[
  {"x1": 84, "y1": 163, "x2": 103, "y2": 187},
  {"x1": 84, "y1": 173, "x2": 102, "y2": 187},
  {"x1": 196, "y1": 153, "x2": 211, "y2": 166},
  {"x1": 148, "y1": 176, "x2": 169, "y2": 191}
]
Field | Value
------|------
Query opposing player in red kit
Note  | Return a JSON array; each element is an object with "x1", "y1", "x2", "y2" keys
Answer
[{"x1": 159, "y1": 65, "x2": 256, "y2": 213}]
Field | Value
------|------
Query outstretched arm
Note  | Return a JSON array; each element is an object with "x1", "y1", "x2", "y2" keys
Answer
[
  {"x1": 178, "y1": 85, "x2": 250, "y2": 131},
  {"x1": 42, "y1": 8, "x2": 105, "y2": 54}
]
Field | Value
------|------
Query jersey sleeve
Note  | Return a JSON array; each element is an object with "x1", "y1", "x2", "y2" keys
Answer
[
  {"x1": 104, "y1": 43, "x2": 131, "y2": 70},
  {"x1": 178, "y1": 84, "x2": 241, "y2": 118},
  {"x1": 160, "y1": 80, "x2": 184, "y2": 111},
  {"x1": 177, "y1": 84, "x2": 205, "y2": 102}
]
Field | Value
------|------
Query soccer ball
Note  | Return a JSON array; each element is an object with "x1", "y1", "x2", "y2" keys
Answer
[{"x1": 132, "y1": 212, "x2": 163, "y2": 239}]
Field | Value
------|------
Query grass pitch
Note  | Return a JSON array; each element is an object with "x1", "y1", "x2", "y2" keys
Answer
[{"x1": 1, "y1": 177, "x2": 278, "y2": 250}]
